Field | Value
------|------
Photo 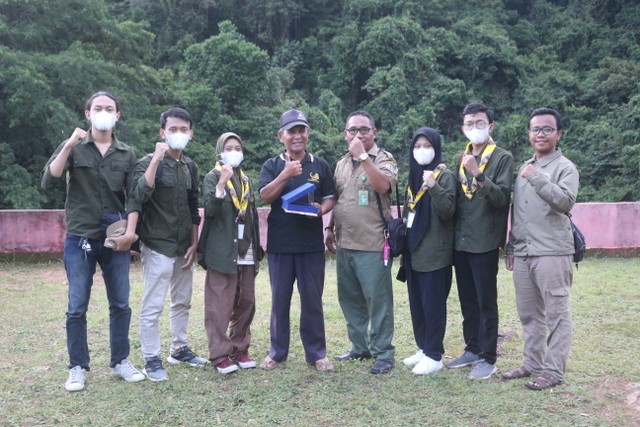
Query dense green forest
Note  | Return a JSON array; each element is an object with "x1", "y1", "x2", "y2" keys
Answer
[{"x1": 1, "y1": 0, "x2": 639, "y2": 208}]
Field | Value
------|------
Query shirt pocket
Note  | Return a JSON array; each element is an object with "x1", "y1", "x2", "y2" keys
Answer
[
  {"x1": 73, "y1": 155, "x2": 94, "y2": 169},
  {"x1": 156, "y1": 169, "x2": 176, "y2": 188},
  {"x1": 106, "y1": 160, "x2": 129, "y2": 191}
]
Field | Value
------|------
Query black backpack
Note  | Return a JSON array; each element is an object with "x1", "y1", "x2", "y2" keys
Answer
[
  {"x1": 375, "y1": 182, "x2": 406, "y2": 258},
  {"x1": 567, "y1": 213, "x2": 586, "y2": 268}
]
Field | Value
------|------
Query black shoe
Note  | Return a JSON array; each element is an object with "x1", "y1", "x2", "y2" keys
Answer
[
  {"x1": 370, "y1": 358, "x2": 395, "y2": 374},
  {"x1": 334, "y1": 351, "x2": 372, "y2": 362}
]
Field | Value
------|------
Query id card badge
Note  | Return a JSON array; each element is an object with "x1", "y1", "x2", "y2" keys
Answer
[
  {"x1": 237, "y1": 223, "x2": 245, "y2": 239},
  {"x1": 358, "y1": 190, "x2": 369, "y2": 206},
  {"x1": 406, "y1": 211, "x2": 416, "y2": 228}
]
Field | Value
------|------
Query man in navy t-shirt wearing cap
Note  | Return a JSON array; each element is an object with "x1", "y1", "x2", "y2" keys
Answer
[{"x1": 258, "y1": 109, "x2": 336, "y2": 372}]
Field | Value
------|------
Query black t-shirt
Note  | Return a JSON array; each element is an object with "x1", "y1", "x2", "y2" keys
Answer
[{"x1": 259, "y1": 152, "x2": 335, "y2": 253}]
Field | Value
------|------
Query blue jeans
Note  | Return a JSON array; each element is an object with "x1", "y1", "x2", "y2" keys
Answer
[{"x1": 64, "y1": 234, "x2": 132, "y2": 369}]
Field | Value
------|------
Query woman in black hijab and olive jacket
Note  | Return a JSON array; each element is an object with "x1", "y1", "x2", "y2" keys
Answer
[{"x1": 400, "y1": 127, "x2": 457, "y2": 375}]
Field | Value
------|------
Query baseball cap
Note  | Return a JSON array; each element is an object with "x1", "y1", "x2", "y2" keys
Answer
[{"x1": 279, "y1": 109, "x2": 309, "y2": 131}]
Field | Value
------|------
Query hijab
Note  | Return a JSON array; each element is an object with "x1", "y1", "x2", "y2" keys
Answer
[{"x1": 407, "y1": 127, "x2": 443, "y2": 251}]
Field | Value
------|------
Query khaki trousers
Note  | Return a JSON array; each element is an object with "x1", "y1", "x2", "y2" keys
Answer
[
  {"x1": 204, "y1": 265, "x2": 256, "y2": 365},
  {"x1": 513, "y1": 255, "x2": 573, "y2": 382}
]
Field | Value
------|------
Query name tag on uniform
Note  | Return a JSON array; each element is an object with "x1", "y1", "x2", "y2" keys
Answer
[
  {"x1": 407, "y1": 211, "x2": 416, "y2": 228},
  {"x1": 358, "y1": 190, "x2": 369, "y2": 206},
  {"x1": 237, "y1": 223, "x2": 245, "y2": 239}
]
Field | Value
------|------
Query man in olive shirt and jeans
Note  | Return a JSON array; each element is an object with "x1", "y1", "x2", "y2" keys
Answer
[
  {"x1": 42, "y1": 91, "x2": 144, "y2": 392},
  {"x1": 129, "y1": 108, "x2": 206, "y2": 382},
  {"x1": 325, "y1": 111, "x2": 398, "y2": 374},
  {"x1": 448, "y1": 103, "x2": 514, "y2": 380}
]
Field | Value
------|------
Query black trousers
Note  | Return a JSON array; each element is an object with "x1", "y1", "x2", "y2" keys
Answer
[
  {"x1": 406, "y1": 253, "x2": 452, "y2": 362},
  {"x1": 453, "y1": 249, "x2": 499, "y2": 365}
]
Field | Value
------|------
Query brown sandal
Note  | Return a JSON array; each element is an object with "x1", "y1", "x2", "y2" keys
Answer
[
  {"x1": 525, "y1": 373, "x2": 562, "y2": 390},
  {"x1": 502, "y1": 366, "x2": 531, "y2": 380},
  {"x1": 313, "y1": 357, "x2": 334, "y2": 372},
  {"x1": 260, "y1": 356, "x2": 279, "y2": 370}
]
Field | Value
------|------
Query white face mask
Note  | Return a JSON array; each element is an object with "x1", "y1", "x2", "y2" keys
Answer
[
  {"x1": 464, "y1": 127, "x2": 490, "y2": 145},
  {"x1": 90, "y1": 111, "x2": 117, "y2": 131},
  {"x1": 221, "y1": 151, "x2": 244, "y2": 167},
  {"x1": 166, "y1": 132, "x2": 190, "y2": 150},
  {"x1": 413, "y1": 147, "x2": 435, "y2": 165}
]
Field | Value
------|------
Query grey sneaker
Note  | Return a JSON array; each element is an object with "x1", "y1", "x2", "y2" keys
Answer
[
  {"x1": 167, "y1": 346, "x2": 207, "y2": 367},
  {"x1": 143, "y1": 356, "x2": 168, "y2": 382},
  {"x1": 468, "y1": 360, "x2": 497, "y2": 380},
  {"x1": 64, "y1": 366, "x2": 86, "y2": 392},
  {"x1": 447, "y1": 351, "x2": 480, "y2": 369},
  {"x1": 112, "y1": 359, "x2": 145, "y2": 382}
]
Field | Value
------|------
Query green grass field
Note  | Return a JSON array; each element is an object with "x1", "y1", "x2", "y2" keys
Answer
[{"x1": 0, "y1": 257, "x2": 638, "y2": 426}]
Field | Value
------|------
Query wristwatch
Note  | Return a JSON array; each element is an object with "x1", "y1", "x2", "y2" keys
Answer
[
  {"x1": 475, "y1": 172, "x2": 485, "y2": 182},
  {"x1": 359, "y1": 152, "x2": 369, "y2": 162}
]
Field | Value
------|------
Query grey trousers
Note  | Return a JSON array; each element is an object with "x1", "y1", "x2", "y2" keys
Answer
[
  {"x1": 139, "y1": 244, "x2": 194, "y2": 359},
  {"x1": 512, "y1": 255, "x2": 573, "y2": 382}
]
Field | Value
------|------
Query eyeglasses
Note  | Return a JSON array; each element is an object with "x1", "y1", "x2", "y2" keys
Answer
[
  {"x1": 529, "y1": 126, "x2": 557, "y2": 136},
  {"x1": 345, "y1": 127, "x2": 373, "y2": 136},
  {"x1": 463, "y1": 120, "x2": 489, "y2": 130}
]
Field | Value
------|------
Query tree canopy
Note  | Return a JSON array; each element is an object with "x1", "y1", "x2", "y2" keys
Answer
[{"x1": 1, "y1": 0, "x2": 639, "y2": 208}]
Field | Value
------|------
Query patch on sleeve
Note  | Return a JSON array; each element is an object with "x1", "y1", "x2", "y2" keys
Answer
[{"x1": 380, "y1": 163, "x2": 398, "y2": 174}]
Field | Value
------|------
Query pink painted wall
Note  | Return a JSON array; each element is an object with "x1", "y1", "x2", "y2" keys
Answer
[{"x1": 1, "y1": 203, "x2": 639, "y2": 254}]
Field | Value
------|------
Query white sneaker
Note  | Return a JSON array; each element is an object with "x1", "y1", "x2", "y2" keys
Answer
[
  {"x1": 64, "y1": 366, "x2": 87, "y2": 392},
  {"x1": 402, "y1": 350, "x2": 425, "y2": 367},
  {"x1": 112, "y1": 359, "x2": 145, "y2": 382},
  {"x1": 412, "y1": 356, "x2": 443, "y2": 375}
]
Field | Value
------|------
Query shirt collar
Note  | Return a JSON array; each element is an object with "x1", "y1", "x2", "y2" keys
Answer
[
  {"x1": 531, "y1": 148, "x2": 562, "y2": 166},
  {"x1": 278, "y1": 151, "x2": 313, "y2": 163}
]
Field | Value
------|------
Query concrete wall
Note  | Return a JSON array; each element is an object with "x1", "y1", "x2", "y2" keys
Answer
[{"x1": 1, "y1": 203, "x2": 639, "y2": 255}]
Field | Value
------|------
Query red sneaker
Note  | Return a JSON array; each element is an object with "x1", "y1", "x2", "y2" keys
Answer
[
  {"x1": 216, "y1": 358, "x2": 238, "y2": 374},
  {"x1": 235, "y1": 353, "x2": 257, "y2": 369}
]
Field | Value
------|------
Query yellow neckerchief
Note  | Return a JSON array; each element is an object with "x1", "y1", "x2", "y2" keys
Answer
[
  {"x1": 458, "y1": 137, "x2": 496, "y2": 199},
  {"x1": 407, "y1": 163, "x2": 447, "y2": 211},
  {"x1": 214, "y1": 162, "x2": 250, "y2": 219}
]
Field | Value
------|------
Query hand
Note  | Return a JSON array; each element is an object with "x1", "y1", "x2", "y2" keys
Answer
[
  {"x1": 152, "y1": 142, "x2": 170, "y2": 161},
  {"x1": 254, "y1": 261, "x2": 260, "y2": 277},
  {"x1": 109, "y1": 232, "x2": 138, "y2": 252},
  {"x1": 423, "y1": 170, "x2": 436, "y2": 188},
  {"x1": 348, "y1": 139, "x2": 366, "y2": 159},
  {"x1": 312, "y1": 202, "x2": 323, "y2": 217},
  {"x1": 461, "y1": 154, "x2": 480, "y2": 177},
  {"x1": 181, "y1": 244, "x2": 197, "y2": 270},
  {"x1": 66, "y1": 128, "x2": 87, "y2": 149},
  {"x1": 283, "y1": 153, "x2": 303, "y2": 178},
  {"x1": 218, "y1": 163, "x2": 234, "y2": 184},
  {"x1": 521, "y1": 163, "x2": 537, "y2": 179},
  {"x1": 325, "y1": 229, "x2": 337, "y2": 254},
  {"x1": 505, "y1": 254, "x2": 514, "y2": 271}
]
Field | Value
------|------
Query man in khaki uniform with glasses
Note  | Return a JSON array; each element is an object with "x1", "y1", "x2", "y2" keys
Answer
[{"x1": 325, "y1": 110, "x2": 398, "y2": 374}]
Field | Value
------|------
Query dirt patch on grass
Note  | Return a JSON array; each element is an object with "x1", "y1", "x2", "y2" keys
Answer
[{"x1": 595, "y1": 376, "x2": 640, "y2": 422}]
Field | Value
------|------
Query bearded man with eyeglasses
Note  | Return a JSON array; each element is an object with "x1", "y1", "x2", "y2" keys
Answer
[
  {"x1": 447, "y1": 102, "x2": 515, "y2": 381},
  {"x1": 325, "y1": 110, "x2": 398, "y2": 374}
]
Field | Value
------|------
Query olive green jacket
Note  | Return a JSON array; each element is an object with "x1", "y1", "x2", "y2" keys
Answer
[
  {"x1": 199, "y1": 169, "x2": 263, "y2": 275},
  {"x1": 453, "y1": 145, "x2": 514, "y2": 253},
  {"x1": 406, "y1": 169, "x2": 457, "y2": 272},
  {"x1": 41, "y1": 131, "x2": 137, "y2": 239}
]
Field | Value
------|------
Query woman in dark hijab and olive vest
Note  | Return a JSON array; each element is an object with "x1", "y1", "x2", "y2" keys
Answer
[{"x1": 400, "y1": 127, "x2": 457, "y2": 375}]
